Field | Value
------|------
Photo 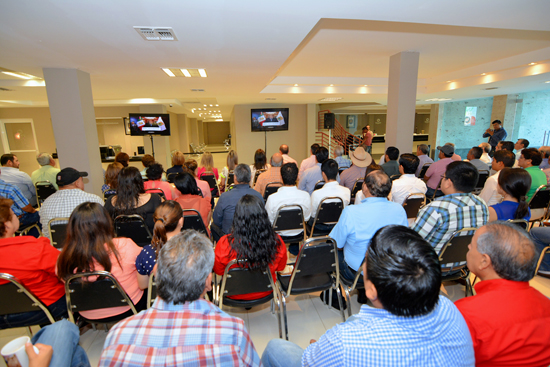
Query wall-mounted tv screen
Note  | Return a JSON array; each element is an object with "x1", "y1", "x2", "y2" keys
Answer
[
  {"x1": 128, "y1": 113, "x2": 171, "y2": 136},
  {"x1": 251, "y1": 108, "x2": 289, "y2": 132}
]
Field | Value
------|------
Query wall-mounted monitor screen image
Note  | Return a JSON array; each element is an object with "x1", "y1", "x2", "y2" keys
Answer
[
  {"x1": 128, "y1": 113, "x2": 171, "y2": 136},
  {"x1": 251, "y1": 108, "x2": 289, "y2": 132}
]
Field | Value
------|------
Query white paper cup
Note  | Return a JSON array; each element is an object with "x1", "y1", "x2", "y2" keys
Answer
[{"x1": 1, "y1": 336, "x2": 39, "y2": 367}]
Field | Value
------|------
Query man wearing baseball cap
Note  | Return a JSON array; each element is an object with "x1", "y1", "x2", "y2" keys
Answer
[
  {"x1": 339, "y1": 147, "x2": 372, "y2": 190},
  {"x1": 424, "y1": 145, "x2": 455, "y2": 198},
  {"x1": 39, "y1": 167, "x2": 104, "y2": 238}
]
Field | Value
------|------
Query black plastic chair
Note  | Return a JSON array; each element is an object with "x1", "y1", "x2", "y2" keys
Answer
[
  {"x1": 276, "y1": 237, "x2": 345, "y2": 340},
  {"x1": 418, "y1": 163, "x2": 431, "y2": 179},
  {"x1": 201, "y1": 172, "x2": 220, "y2": 198},
  {"x1": 305, "y1": 197, "x2": 344, "y2": 238},
  {"x1": 182, "y1": 209, "x2": 209, "y2": 235},
  {"x1": 167, "y1": 173, "x2": 178, "y2": 183},
  {"x1": 253, "y1": 169, "x2": 267, "y2": 187},
  {"x1": 528, "y1": 185, "x2": 550, "y2": 228},
  {"x1": 339, "y1": 257, "x2": 365, "y2": 319},
  {"x1": 402, "y1": 193, "x2": 427, "y2": 219},
  {"x1": 438, "y1": 228, "x2": 476, "y2": 297},
  {"x1": 64, "y1": 271, "x2": 137, "y2": 324},
  {"x1": 15, "y1": 223, "x2": 42, "y2": 237},
  {"x1": 350, "y1": 179, "x2": 363, "y2": 204},
  {"x1": 227, "y1": 171, "x2": 235, "y2": 186},
  {"x1": 48, "y1": 217, "x2": 70, "y2": 249},
  {"x1": 390, "y1": 174, "x2": 401, "y2": 181},
  {"x1": 264, "y1": 181, "x2": 282, "y2": 202},
  {"x1": 103, "y1": 190, "x2": 116, "y2": 203},
  {"x1": 147, "y1": 275, "x2": 157, "y2": 308},
  {"x1": 0, "y1": 273, "x2": 55, "y2": 331},
  {"x1": 114, "y1": 214, "x2": 153, "y2": 247},
  {"x1": 273, "y1": 204, "x2": 306, "y2": 244},
  {"x1": 313, "y1": 180, "x2": 325, "y2": 191},
  {"x1": 217, "y1": 259, "x2": 282, "y2": 338},
  {"x1": 35, "y1": 181, "x2": 57, "y2": 208},
  {"x1": 145, "y1": 188, "x2": 166, "y2": 201},
  {"x1": 472, "y1": 171, "x2": 490, "y2": 195}
]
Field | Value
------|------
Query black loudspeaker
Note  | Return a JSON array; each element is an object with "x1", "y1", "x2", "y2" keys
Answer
[{"x1": 324, "y1": 113, "x2": 335, "y2": 129}]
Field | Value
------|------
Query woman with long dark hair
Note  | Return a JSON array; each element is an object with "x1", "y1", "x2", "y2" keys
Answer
[
  {"x1": 57, "y1": 202, "x2": 146, "y2": 320},
  {"x1": 144, "y1": 163, "x2": 173, "y2": 200},
  {"x1": 173, "y1": 172, "x2": 212, "y2": 229},
  {"x1": 135, "y1": 201, "x2": 183, "y2": 289},
  {"x1": 182, "y1": 159, "x2": 211, "y2": 201},
  {"x1": 104, "y1": 166, "x2": 163, "y2": 232},
  {"x1": 489, "y1": 167, "x2": 532, "y2": 221},
  {"x1": 213, "y1": 194, "x2": 287, "y2": 300},
  {"x1": 249, "y1": 149, "x2": 270, "y2": 186}
]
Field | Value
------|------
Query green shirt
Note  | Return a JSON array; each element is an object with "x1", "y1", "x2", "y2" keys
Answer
[
  {"x1": 525, "y1": 166, "x2": 547, "y2": 202},
  {"x1": 31, "y1": 165, "x2": 60, "y2": 190}
]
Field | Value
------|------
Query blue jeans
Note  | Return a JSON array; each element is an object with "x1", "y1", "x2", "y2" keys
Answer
[
  {"x1": 0, "y1": 295, "x2": 67, "y2": 329},
  {"x1": 261, "y1": 339, "x2": 303, "y2": 367},
  {"x1": 531, "y1": 227, "x2": 550, "y2": 272},
  {"x1": 19, "y1": 211, "x2": 41, "y2": 238},
  {"x1": 31, "y1": 319, "x2": 91, "y2": 367},
  {"x1": 338, "y1": 249, "x2": 364, "y2": 287}
]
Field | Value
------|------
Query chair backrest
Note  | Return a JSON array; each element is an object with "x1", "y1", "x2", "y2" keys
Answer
[
  {"x1": 402, "y1": 193, "x2": 427, "y2": 219},
  {"x1": 507, "y1": 219, "x2": 529, "y2": 231},
  {"x1": 114, "y1": 214, "x2": 153, "y2": 247},
  {"x1": 167, "y1": 173, "x2": 178, "y2": 183},
  {"x1": 104, "y1": 190, "x2": 117, "y2": 203},
  {"x1": 350, "y1": 179, "x2": 364, "y2": 199},
  {"x1": 35, "y1": 181, "x2": 57, "y2": 207},
  {"x1": 310, "y1": 197, "x2": 344, "y2": 232},
  {"x1": 390, "y1": 174, "x2": 401, "y2": 181},
  {"x1": 145, "y1": 188, "x2": 166, "y2": 201},
  {"x1": 264, "y1": 182, "x2": 282, "y2": 201},
  {"x1": 253, "y1": 169, "x2": 267, "y2": 186},
  {"x1": 64, "y1": 271, "x2": 137, "y2": 323},
  {"x1": 0, "y1": 273, "x2": 55, "y2": 324},
  {"x1": 218, "y1": 259, "x2": 276, "y2": 310},
  {"x1": 431, "y1": 178, "x2": 442, "y2": 200},
  {"x1": 273, "y1": 205, "x2": 305, "y2": 233},
  {"x1": 201, "y1": 172, "x2": 219, "y2": 197},
  {"x1": 438, "y1": 228, "x2": 476, "y2": 273},
  {"x1": 286, "y1": 237, "x2": 339, "y2": 294},
  {"x1": 314, "y1": 180, "x2": 325, "y2": 191},
  {"x1": 418, "y1": 163, "x2": 431, "y2": 179},
  {"x1": 529, "y1": 185, "x2": 550, "y2": 210},
  {"x1": 147, "y1": 274, "x2": 157, "y2": 308},
  {"x1": 181, "y1": 209, "x2": 208, "y2": 234},
  {"x1": 48, "y1": 217, "x2": 70, "y2": 249},
  {"x1": 475, "y1": 171, "x2": 490, "y2": 189},
  {"x1": 227, "y1": 171, "x2": 235, "y2": 186}
]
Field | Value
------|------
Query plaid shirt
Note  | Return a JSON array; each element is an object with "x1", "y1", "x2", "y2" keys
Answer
[
  {"x1": 302, "y1": 296, "x2": 474, "y2": 367},
  {"x1": 0, "y1": 179, "x2": 29, "y2": 216},
  {"x1": 99, "y1": 298, "x2": 260, "y2": 367},
  {"x1": 254, "y1": 166, "x2": 282, "y2": 196},
  {"x1": 411, "y1": 193, "x2": 488, "y2": 254}
]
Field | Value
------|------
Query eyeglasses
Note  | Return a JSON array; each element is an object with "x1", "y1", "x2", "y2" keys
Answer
[{"x1": 441, "y1": 175, "x2": 448, "y2": 180}]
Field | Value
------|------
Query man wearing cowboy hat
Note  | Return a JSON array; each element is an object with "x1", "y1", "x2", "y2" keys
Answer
[{"x1": 339, "y1": 147, "x2": 372, "y2": 191}]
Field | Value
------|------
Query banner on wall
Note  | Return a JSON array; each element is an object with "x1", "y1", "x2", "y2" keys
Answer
[{"x1": 464, "y1": 107, "x2": 477, "y2": 126}]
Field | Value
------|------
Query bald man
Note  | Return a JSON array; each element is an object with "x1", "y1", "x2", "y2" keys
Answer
[
  {"x1": 254, "y1": 153, "x2": 283, "y2": 197},
  {"x1": 279, "y1": 144, "x2": 297, "y2": 165}
]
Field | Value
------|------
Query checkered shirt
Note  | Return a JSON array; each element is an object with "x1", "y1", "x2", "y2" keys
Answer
[
  {"x1": 0, "y1": 179, "x2": 29, "y2": 216},
  {"x1": 39, "y1": 188, "x2": 103, "y2": 238},
  {"x1": 99, "y1": 298, "x2": 260, "y2": 367},
  {"x1": 411, "y1": 193, "x2": 488, "y2": 254},
  {"x1": 302, "y1": 296, "x2": 474, "y2": 367}
]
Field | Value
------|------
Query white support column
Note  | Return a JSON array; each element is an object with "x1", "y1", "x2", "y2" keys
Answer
[
  {"x1": 385, "y1": 52, "x2": 420, "y2": 154},
  {"x1": 43, "y1": 68, "x2": 103, "y2": 196}
]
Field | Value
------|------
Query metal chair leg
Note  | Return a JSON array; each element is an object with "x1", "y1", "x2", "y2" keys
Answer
[
  {"x1": 335, "y1": 285, "x2": 345, "y2": 322},
  {"x1": 281, "y1": 294, "x2": 289, "y2": 340}
]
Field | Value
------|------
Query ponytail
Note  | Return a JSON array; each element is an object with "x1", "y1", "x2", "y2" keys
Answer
[
  {"x1": 515, "y1": 195, "x2": 529, "y2": 220},
  {"x1": 151, "y1": 201, "x2": 183, "y2": 255},
  {"x1": 152, "y1": 218, "x2": 168, "y2": 255}
]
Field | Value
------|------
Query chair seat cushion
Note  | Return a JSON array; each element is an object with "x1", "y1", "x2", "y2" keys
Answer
[
  {"x1": 221, "y1": 293, "x2": 273, "y2": 308},
  {"x1": 278, "y1": 273, "x2": 332, "y2": 295}
]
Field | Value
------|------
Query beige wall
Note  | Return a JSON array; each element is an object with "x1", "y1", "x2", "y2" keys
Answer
[
  {"x1": 233, "y1": 104, "x2": 308, "y2": 165},
  {"x1": 205, "y1": 121, "x2": 230, "y2": 145}
]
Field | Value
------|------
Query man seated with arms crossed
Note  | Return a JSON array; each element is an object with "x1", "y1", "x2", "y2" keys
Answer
[
  {"x1": 478, "y1": 149, "x2": 515, "y2": 206},
  {"x1": 390, "y1": 153, "x2": 427, "y2": 205},
  {"x1": 455, "y1": 222, "x2": 550, "y2": 366},
  {"x1": 261, "y1": 225, "x2": 474, "y2": 367},
  {"x1": 412, "y1": 161, "x2": 489, "y2": 255},
  {"x1": 99, "y1": 230, "x2": 260, "y2": 366}
]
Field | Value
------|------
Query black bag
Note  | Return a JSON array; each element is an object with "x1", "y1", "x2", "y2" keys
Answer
[{"x1": 320, "y1": 289, "x2": 347, "y2": 311}]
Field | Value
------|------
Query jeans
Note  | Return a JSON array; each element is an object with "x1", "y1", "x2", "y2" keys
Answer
[
  {"x1": 366, "y1": 145, "x2": 372, "y2": 154},
  {"x1": 261, "y1": 339, "x2": 304, "y2": 367},
  {"x1": 31, "y1": 319, "x2": 91, "y2": 367},
  {"x1": 337, "y1": 250, "x2": 364, "y2": 287},
  {"x1": 19, "y1": 211, "x2": 41, "y2": 238},
  {"x1": 425, "y1": 188, "x2": 443, "y2": 199},
  {"x1": 531, "y1": 227, "x2": 550, "y2": 272},
  {"x1": 0, "y1": 296, "x2": 67, "y2": 329}
]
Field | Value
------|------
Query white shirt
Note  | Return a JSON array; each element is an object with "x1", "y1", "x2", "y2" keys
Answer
[
  {"x1": 298, "y1": 155, "x2": 316, "y2": 181},
  {"x1": 0, "y1": 166, "x2": 36, "y2": 206},
  {"x1": 265, "y1": 185, "x2": 312, "y2": 236},
  {"x1": 478, "y1": 170, "x2": 503, "y2": 206},
  {"x1": 40, "y1": 188, "x2": 104, "y2": 238},
  {"x1": 480, "y1": 153, "x2": 492, "y2": 164},
  {"x1": 390, "y1": 174, "x2": 428, "y2": 205},
  {"x1": 310, "y1": 181, "x2": 351, "y2": 217}
]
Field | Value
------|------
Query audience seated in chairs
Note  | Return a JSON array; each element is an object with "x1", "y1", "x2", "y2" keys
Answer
[
  {"x1": 339, "y1": 146, "x2": 372, "y2": 191},
  {"x1": 0, "y1": 176, "x2": 40, "y2": 236},
  {"x1": 390, "y1": 153, "x2": 427, "y2": 205},
  {"x1": 488, "y1": 168, "x2": 531, "y2": 222},
  {"x1": 197, "y1": 151, "x2": 219, "y2": 181},
  {"x1": 518, "y1": 148, "x2": 547, "y2": 201},
  {"x1": 135, "y1": 201, "x2": 183, "y2": 290},
  {"x1": 182, "y1": 159, "x2": 211, "y2": 201},
  {"x1": 0, "y1": 198, "x2": 67, "y2": 328},
  {"x1": 415, "y1": 144, "x2": 434, "y2": 177},
  {"x1": 31, "y1": 152, "x2": 60, "y2": 190},
  {"x1": 249, "y1": 148, "x2": 270, "y2": 187},
  {"x1": 254, "y1": 153, "x2": 283, "y2": 197},
  {"x1": 57, "y1": 202, "x2": 147, "y2": 321},
  {"x1": 115, "y1": 152, "x2": 130, "y2": 168},
  {"x1": 173, "y1": 172, "x2": 212, "y2": 229},
  {"x1": 139, "y1": 154, "x2": 155, "y2": 180},
  {"x1": 144, "y1": 163, "x2": 173, "y2": 200},
  {"x1": 0, "y1": 153, "x2": 37, "y2": 207},
  {"x1": 424, "y1": 145, "x2": 455, "y2": 198},
  {"x1": 352, "y1": 162, "x2": 382, "y2": 203},
  {"x1": 467, "y1": 146, "x2": 491, "y2": 172},
  {"x1": 105, "y1": 167, "x2": 163, "y2": 233},
  {"x1": 479, "y1": 150, "x2": 515, "y2": 206},
  {"x1": 219, "y1": 150, "x2": 238, "y2": 193},
  {"x1": 381, "y1": 146, "x2": 400, "y2": 178},
  {"x1": 166, "y1": 150, "x2": 185, "y2": 176},
  {"x1": 214, "y1": 195, "x2": 287, "y2": 301},
  {"x1": 102, "y1": 162, "x2": 123, "y2": 195}
]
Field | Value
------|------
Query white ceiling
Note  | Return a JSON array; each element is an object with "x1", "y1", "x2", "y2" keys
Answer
[{"x1": 1, "y1": 0, "x2": 550, "y2": 120}]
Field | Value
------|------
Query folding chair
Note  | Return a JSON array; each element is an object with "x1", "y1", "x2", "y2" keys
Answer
[
  {"x1": 418, "y1": 163, "x2": 431, "y2": 179},
  {"x1": 507, "y1": 219, "x2": 529, "y2": 231},
  {"x1": 145, "y1": 188, "x2": 166, "y2": 201},
  {"x1": 147, "y1": 274, "x2": 157, "y2": 308},
  {"x1": 472, "y1": 171, "x2": 490, "y2": 195},
  {"x1": 528, "y1": 185, "x2": 550, "y2": 228},
  {"x1": 253, "y1": 169, "x2": 267, "y2": 187},
  {"x1": 65, "y1": 271, "x2": 137, "y2": 324},
  {"x1": 103, "y1": 190, "x2": 116, "y2": 203},
  {"x1": 201, "y1": 172, "x2": 220, "y2": 197},
  {"x1": 402, "y1": 193, "x2": 427, "y2": 219},
  {"x1": 273, "y1": 205, "x2": 306, "y2": 244},
  {"x1": 167, "y1": 172, "x2": 178, "y2": 183},
  {"x1": 217, "y1": 259, "x2": 282, "y2": 338},
  {"x1": 438, "y1": 228, "x2": 477, "y2": 297},
  {"x1": 350, "y1": 179, "x2": 363, "y2": 204},
  {"x1": 390, "y1": 174, "x2": 401, "y2": 181},
  {"x1": 313, "y1": 180, "x2": 325, "y2": 191},
  {"x1": 305, "y1": 197, "x2": 344, "y2": 238},
  {"x1": 276, "y1": 237, "x2": 345, "y2": 340},
  {"x1": 264, "y1": 182, "x2": 282, "y2": 201},
  {"x1": 15, "y1": 223, "x2": 42, "y2": 237},
  {"x1": 182, "y1": 209, "x2": 209, "y2": 235},
  {"x1": 48, "y1": 217, "x2": 70, "y2": 249},
  {"x1": 114, "y1": 214, "x2": 153, "y2": 247},
  {"x1": 0, "y1": 273, "x2": 55, "y2": 332},
  {"x1": 35, "y1": 181, "x2": 57, "y2": 208},
  {"x1": 339, "y1": 257, "x2": 365, "y2": 319},
  {"x1": 227, "y1": 171, "x2": 235, "y2": 186}
]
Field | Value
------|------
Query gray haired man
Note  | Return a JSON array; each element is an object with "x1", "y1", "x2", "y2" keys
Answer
[{"x1": 31, "y1": 153, "x2": 60, "y2": 189}]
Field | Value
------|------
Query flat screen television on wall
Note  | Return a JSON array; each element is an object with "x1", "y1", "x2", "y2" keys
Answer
[
  {"x1": 128, "y1": 113, "x2": 171, "y2": 136},
  {"x1": 251, "y1": 108, "x2": 289, "y2": 132}
]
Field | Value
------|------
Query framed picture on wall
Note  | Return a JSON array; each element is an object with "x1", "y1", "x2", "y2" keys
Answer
[
  {"x1": 346, "y1": 115, "x2": 357, "y2": 129},
  {"x1": 123, "y1": 117, "x2": 131, "y2": 135}
]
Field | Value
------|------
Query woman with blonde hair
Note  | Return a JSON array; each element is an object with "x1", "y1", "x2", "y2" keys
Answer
[
  {"x1": 135, "y1": 201, "x2": 183, "y2": 289},
  {"x1": 220, "y1": 150, "x2": 238, "y2": 191},
  {"x1": 197, "y1": 151, "x2": 219, "y2": 180},
  {"x1": 167, "y1": 150, "x2": 185, "y2": 176}
]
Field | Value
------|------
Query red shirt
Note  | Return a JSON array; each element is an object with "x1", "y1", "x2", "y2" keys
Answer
[
  {"x1": 144, "y1": 180, "x2": 173, "y2": 200},
  {"x1": 214, "y1": 234, "x2": 287, "y2": 300},
  {"x1": 0, "y1": 236, "x2": 65, "y2": 306},
  {"x1": 455, "y1": 278, "x2": 550, "y2": 367}
]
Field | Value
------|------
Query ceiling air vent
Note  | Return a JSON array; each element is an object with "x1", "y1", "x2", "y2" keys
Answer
[
  {"x1": 134, "y1": 27, "x2": 178, "y2": 41},
  {"x1": 191, "y1": 89, "x2": 205, "y2": 92},
  {"x1": 483, "y1": 87, "x2": 499, "y2": 90}
]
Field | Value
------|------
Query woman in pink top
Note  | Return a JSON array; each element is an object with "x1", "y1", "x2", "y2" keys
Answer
[
  {"x1": 143, "y1": 163, "x2": 173, "y2": 200},
  {"x1": 57, "y1": 202, "x2": 146, "y2": 320},
  {"x1": 180, "y1": 159, "x2": 211, "y2": 201},
  {"x1": 173, "y1": 172, "x2": 212, "y2": 230},
  {"x1": 197, "y1": 151, "x2": 219, "y2": 180}
]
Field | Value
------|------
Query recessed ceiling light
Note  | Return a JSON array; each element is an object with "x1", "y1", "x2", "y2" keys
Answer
[
  {"x1": 2, "y1": 71, "x2": 33, "y2": 80},
  {"x1": 446, "y1": 80, "x2": 451, "y2": 83},
  {"x1": 481, "y1": 73, "x2": 486, "y2": 76},
  {"x1": 210, "y1": 104, "x2": 213, "y2": 106},
  {"x1": 203, "y1": 105, "x2": 207, "y2": 107},
  {"x1": 529, "y1": 62, "x2": 537, "y2": 65},
  {"x1": 181, "y1": 69, "x2": 192, "y2": 77},
  {"x1": 363, "y1": 85, "x2": 368, "y2": 87},
  {"x1": 294, "y1": 84, "x2": 298, "y2": 87},
  {"x1": 198, "y1": 69, "x2": 207, "y2": 77},
  {"x1": 329, "y1": 84, "x2": 334, "y2": 87},
  {"x1": 215, "y1": 104, "x2": 219, "y2": 106}
]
